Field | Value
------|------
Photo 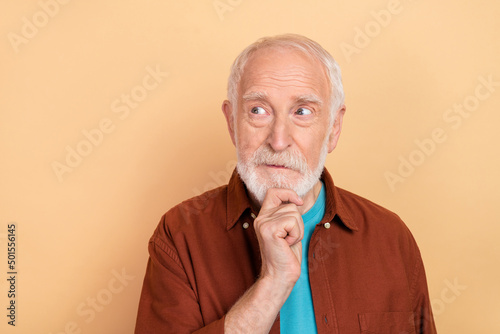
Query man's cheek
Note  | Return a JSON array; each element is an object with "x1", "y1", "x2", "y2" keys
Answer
[{"x1": 238, "y1": 143, "x2": 257, "y2": 159}]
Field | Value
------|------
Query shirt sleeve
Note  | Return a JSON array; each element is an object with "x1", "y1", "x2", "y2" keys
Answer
[
  {"x1": 410, "y1": 248, "x2": 438, "y2": 333},
  {"x1": 134, "y1": 234, "x2": 225, "y2": 334}
]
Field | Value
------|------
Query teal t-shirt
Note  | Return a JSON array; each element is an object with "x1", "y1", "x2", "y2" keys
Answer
[{"x1": 280, "y1": 182, "x2": 326, "y2": 333}]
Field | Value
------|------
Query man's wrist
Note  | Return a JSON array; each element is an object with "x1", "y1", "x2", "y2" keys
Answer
[
  {"x1": 224, "y1": 275, "x2": 295, "y2": 333},
  {"x1": 256, "y1": 273, "x2": 295, "y2": 299}
]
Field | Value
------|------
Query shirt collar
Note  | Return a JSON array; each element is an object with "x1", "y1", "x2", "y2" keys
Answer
[
  {"x1": 321, "y1": 168, "x2": 359, "y2": 231},
  {"x1": 226, "y1": 169, "x2": 255, "y2": 230},
  {"x1": 226, "y1": 167, "x2": 359, "y2": 231}
]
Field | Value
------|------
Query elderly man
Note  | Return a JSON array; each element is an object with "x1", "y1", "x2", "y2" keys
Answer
[{"x1": 135, "y1": 34, "x2": 437, "y2": 333}]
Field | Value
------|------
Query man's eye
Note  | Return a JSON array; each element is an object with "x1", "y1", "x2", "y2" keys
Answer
[
  {"x1": 251, "y1": 107, "x2": 266, "y2": 115},
  {"x1": 296, "y1": 107, "x2": 312, "y2": 116}
]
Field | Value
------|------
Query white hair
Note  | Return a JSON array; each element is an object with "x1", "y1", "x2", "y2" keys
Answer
[{"x1": 227, "y1": 34, "x2": 345, "y2": 125}]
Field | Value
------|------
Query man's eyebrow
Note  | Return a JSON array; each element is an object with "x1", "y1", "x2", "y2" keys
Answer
[
  {"x1": 295, "y1": 94, "x2": 323, "y2": 106},
  {"x1": 242, "y1": 91, "x2": 268, "y2": 101}
]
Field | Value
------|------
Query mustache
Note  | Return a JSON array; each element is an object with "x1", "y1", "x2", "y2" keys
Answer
[{"x1": 251, "y1": 146, "x2": 308, "y2": 174}]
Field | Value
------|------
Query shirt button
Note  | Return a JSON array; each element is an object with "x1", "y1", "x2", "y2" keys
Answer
[
  {"x1": 242, "y1": 222, "x2": 249, "y2": 229},
  {"x1": 324, "y1": 222, "x2": 331, "y2": 229},
  {"x1": 250, "y1": 213, "x2": 256, "y2": 219}
]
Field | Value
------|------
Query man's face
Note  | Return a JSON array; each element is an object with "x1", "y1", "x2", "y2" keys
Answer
[{"x1": 223, "y1": 47, "x2": 344, "y2": 204}]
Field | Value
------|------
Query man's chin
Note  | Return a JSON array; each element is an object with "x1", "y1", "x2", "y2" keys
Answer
[
  {"x1": 255, "y1": 168, "x2": 301, "y2": 188},
  {"x1": 242, "y1": 175, "x2": 300, "y2": 205},
  {"x1": 237, "y1": 162, "x2": 315, "y2": 204}
]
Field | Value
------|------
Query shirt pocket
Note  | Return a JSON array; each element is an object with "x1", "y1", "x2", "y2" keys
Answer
[{"x1": 358, "y1": 312, "x2": 416, "y2": 334}]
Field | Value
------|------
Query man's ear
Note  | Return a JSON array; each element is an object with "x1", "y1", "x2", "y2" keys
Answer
[
  {"x1": 327, "y1": 104, "x2": 346, "y2": 153},
  {"x1": 222, "y1": 100, "x2": 236, "y2": 146}
]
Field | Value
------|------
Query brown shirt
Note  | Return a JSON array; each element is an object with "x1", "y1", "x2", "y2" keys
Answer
[{"x1": 135, "y1": 169, "x2": 437, "y2": 333}]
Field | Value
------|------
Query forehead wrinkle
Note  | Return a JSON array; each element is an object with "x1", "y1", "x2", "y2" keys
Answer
[
  {"x1": 244, "y1": 80, "x2": 324, "y2": 100},
  {"x1": 244, "y1": 70, "x2": 324, "y2": 94},
  {"x1": 251, "y1": 68, "x2": 317, "y2": 83},
  {"x1": 240, "y1": 61, "x2": 329, "y2": 105}
]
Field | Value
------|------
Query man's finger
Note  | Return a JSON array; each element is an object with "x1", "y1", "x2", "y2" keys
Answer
[
  {"x1": 260, "y1": 188, "x2": 304, "y2": 211},
  {"x1": 284, "y1": 219, "x2": 302, "y2": 246}
]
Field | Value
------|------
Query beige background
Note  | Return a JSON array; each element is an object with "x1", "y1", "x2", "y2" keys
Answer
[{"x1": 1, "y1": 0, "x2": 499, "y2": 333}]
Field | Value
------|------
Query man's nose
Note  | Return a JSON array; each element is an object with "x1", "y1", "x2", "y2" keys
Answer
[{"x1": 267, "y1": 114, "x2": 292, "y2": 152}]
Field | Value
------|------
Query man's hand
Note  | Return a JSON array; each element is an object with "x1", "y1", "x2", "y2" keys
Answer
[
  {"x1": 225, "y1": 188, "x2": 304, "y2": 333},
  {"x1": 254, "y1": 188, "x2": 304, "y2": 286}
]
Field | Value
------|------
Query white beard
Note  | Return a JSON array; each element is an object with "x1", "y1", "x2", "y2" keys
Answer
[{"x1": 236, "y1": 135, "x2": 330, "y2": 204}]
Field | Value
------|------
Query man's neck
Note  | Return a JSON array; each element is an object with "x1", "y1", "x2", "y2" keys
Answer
[{"x1": 298, "y1": 181, "x2": 322, "y2": 215}]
